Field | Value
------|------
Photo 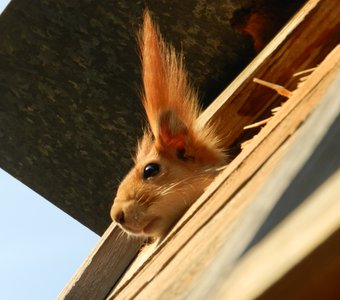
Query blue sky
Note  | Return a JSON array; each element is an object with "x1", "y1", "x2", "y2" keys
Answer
[
  {"x1": 0, "y1": 1, "x2": 100, "y2": 299},
  {"x1": 0, "y1": 170, "x2": 99, "y2": 299}
]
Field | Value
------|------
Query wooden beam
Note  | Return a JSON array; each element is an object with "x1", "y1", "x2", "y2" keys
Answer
[
  {"x1": 188, "y1": 71, "x2": 340, "y2": 300},
  {"x1": 57, "y1": 224, "x2": 143, "y2": 300},
  {"x1": 108, "y1": 25, "x2": 340, "y2": 300},
  {"x1": 217, "y1": 172, "x2": 340, "y2": 300},
  {"x1": 198, "y1": 0, "x2": 339, "y2": 149}
]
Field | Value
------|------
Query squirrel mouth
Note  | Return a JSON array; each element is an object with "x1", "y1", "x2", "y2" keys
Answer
[
  {"x1": 119, "y1": 218, "x2": 160, "y2": 235},
  {"x1": 143, "y1": 218, "x2": 160, "y2": 234},
  {"x1": 121, "y1": 225, "x2": 141, "y2": 235}
]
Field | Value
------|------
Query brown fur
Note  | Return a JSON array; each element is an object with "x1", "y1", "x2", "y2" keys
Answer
[{"x1": 110, "y1": 11, "x2": 225, "y2": 239}]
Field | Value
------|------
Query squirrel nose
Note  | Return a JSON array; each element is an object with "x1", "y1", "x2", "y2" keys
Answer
[{"x1": 114, "y1": 210, "x2": 125, "y2": 224}]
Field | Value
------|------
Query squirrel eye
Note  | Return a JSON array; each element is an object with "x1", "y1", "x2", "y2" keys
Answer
[{"x1": 143, "y1": 163, "x2": 160, "y2": 180}]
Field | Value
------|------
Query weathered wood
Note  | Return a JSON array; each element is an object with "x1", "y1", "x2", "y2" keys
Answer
[
  {"x1": 259, "y1": 229, "x2": 340, "y2": 300},
  {"x1": 188, "y1": 69, "x2": 340, "y2": 300},
  {"x1": 198, "y1": 0, "x2": 340, "y2": 149},
  {"x1": 218, "y1": 172, "x2": 340, "y2": 300},
  {"x1": 57, "y1": 224, "x2": 143, "y2": 300},
  {"x1": 108, "y1": 22, "x2": 340, "y2": 300}
]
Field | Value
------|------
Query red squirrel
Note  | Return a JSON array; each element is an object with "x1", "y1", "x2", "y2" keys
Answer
[
  {"x1": 110, "y1": 11, "x2": 225, "y2": 239},
  {"x1": 110, "y1": 1, "x2": 304, "y2": 239}
]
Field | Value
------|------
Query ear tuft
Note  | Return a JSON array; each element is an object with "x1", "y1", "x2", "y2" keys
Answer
[
  {"x1": 139, "y1": 11, "x2": 224, "y2": 165},
  {"x1": 140, "y1": 10, "x2": 199, "y2": 153}
]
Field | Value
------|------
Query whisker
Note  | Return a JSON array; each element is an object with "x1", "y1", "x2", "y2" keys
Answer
[{"x1": 132, "y1": 166, "x2": 222, "y2": 211}]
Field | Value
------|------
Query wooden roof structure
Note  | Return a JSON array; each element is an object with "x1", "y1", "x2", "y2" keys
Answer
[{"x1": 58, "y1": 0, "x2": 340, "y2": 299}]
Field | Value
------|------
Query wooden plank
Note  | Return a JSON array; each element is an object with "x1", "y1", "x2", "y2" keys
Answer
[
  {"x1": 57, "y1": 223, "x2": 143, "y2": 300},
  {"x1": 108, "y1": 29, "x2": 340, "y2": 300},
  {"x1": 217, "y1": 171, "x2": 340, "y2": 300},
  {"x1": 259, "y1": 229, "x2": 340, "y2": 300},
  {"x1": 198, "y1": 0, "x2": 339, "y2": 149},
  {"x1": 187, "y1": 71, "x2": 340, "y2": 300}
]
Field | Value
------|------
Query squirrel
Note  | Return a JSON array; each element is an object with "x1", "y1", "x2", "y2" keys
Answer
[{"x1": 110, "y1": 11, "x2": 225, "y2": 239}]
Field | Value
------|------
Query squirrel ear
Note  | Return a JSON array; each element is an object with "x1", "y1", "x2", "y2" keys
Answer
[
  {"x1": 140, "y1": 10, "x2": 199, "y2": 156},
  {"x1": 157, "y1": 110, "x2": 188, "y2": 150}
]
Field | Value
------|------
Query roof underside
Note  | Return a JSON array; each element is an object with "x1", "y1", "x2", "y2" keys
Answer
[{"x1": 0, "y1": 0, "x2": 299, "y2": 234}]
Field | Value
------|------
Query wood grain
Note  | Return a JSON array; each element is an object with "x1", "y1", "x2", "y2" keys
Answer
[
  {"x1": 57, "y1": 223, "x2": 143, "y2": 300},
  {"x1": 198, "y1": 0, "x2": 340, "y2": 149},
  {"x1": 188, "y1": 69, "x2": 340, "y2": 300},
  {"x1": 218, "y1": 170, "x2": 340, "y2": 300}
]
